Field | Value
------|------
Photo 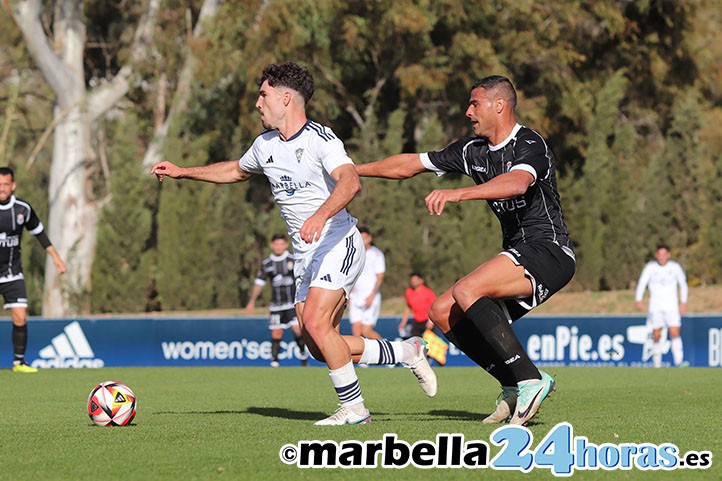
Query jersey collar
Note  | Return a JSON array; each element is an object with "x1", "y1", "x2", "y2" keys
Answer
[
  {"x1": 269, "y1": 250, "x2": 290, "y2": 261},
  {"x1": 488, "y1": 123, "x2": 522, "y2": 152},
  {"x1": 0, "y1": 195, "x2": 16, "y2": 210},
  {"x1": 284, "y1": 120, "x2": 311, "y2": 142}
]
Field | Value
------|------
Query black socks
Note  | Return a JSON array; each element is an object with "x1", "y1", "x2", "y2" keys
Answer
[
  {"x1": 12, "y1": 324, "x2": 28, "y2": 362},
  {"x1": 464, "y1": 297, "x2": 540, "y2": 382}
]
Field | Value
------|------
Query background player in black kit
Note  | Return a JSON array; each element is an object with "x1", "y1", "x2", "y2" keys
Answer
[
  {"x1": 357, "y1": 76, "x2": 575, "y2": 425},
  {"x1": 0, "y1": 166, "x2": 66, "y2": 373},
  {"x1": 246, "y1": 233, "x2": 308, "y2": 367}
]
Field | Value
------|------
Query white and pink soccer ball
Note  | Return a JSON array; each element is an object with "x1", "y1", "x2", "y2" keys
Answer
[{"x1": 87, "y1": 381, "x2": 137, "y2": 427}]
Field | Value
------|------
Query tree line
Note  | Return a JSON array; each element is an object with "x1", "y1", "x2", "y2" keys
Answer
[{"x1": 1, "y1": 0, "x2": 721, "y2": 314}]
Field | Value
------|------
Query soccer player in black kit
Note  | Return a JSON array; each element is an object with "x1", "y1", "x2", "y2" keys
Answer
[
  {"x1": 0, "y1": 167, "x2": 66, "y2": 372},
  {"x1": 246, "y1": 233, "x2": 308, "y2": 367},
  {"x1": 357, "y1": 76, "x2": 575, "y2": 425}
]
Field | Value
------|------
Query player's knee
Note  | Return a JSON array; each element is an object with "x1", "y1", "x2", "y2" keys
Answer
[
  {"x1": 301, "y1": 315, "x2": 330, "y2": 340},
  {"x1": 451, "y1": 281, "x2": 481, "y2": 311},
  {"x1": 428, "y1": 301, "x2": 449, "y2": 329}
]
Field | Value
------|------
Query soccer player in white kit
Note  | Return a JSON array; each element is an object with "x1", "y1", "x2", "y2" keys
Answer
[
  {"x1": 151, "y1": 62, "x2": 436, "y2": 425},
  {"x1": 635, "y1": 244, "x2": 688, "y2": 367},
  {"x1": 349, "y1": 226, "x2": 385, "y2": 340}
]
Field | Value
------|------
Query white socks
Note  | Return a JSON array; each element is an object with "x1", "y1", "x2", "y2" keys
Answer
[
  {"x1": 329, "y1": 361, "x2": 364, "y2": 408},
  {"x1": 671, "y1": 337, "x2": 684, "y2": 366},
  {"x1": 358, "y1": 338, "x2": 406, "y2": 365}
]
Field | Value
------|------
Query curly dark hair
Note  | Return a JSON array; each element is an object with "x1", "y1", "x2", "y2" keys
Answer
[{"x1": 258, "y1": 62, "x2": 314, "y2": 105}]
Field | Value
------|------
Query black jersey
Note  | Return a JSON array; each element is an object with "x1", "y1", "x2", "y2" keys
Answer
[
  {"x1": 424, "y1": 124, "x2": 573, "y2": 251},
  {"x1": 254, "y1": 250, "x2": 296, "y2": 311},
  {"x1": 0, "y1": 195, "x2": 51, "y2": 283}
]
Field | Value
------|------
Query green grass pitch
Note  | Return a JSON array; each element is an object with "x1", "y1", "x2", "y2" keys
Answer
[{"x1": 1, "y1": 366, "x2": 719, "y2": 481}]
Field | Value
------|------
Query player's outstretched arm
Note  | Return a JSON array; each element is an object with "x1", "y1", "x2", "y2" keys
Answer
[
  {"x1": 150, "y1": 160, "x2": 253, "y2": 184},
  {"x1": 356, "y1": 154, "x2": 427, "y2": 179}
]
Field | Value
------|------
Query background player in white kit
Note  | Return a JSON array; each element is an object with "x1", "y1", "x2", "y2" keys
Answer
[
  {"x1": 635, "y1": 243, "x2": 688, "y2": 367},
  {"x1": 349, "y1": 226, "x2": 385, "y2": 340},
  {"x1": 151, "y1": 62, "x2": 436, "y2": 425}
]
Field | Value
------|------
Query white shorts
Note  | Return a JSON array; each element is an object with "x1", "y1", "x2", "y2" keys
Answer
[
  {"x1": 349, "y1": 293, "x2": 381, "y2": 326},
  {"x1": 647, "y1": 310, "x2": 681, "y2": 330},
  {"x1": 294, "y1": 224, "x2": 365, "y2": 304}
]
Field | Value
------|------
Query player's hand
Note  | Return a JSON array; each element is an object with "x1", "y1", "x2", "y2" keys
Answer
[
  {"x1": 364, "y1": 294, "x2": 374, "y2": 308},
  {"x1": 245, "y1": 302, "x2": 255, "y2": 315},
  {"x1": 150, "y1": 161, "x2": 181, "y2": 182},
  {"x1": 635, "y1": 301, "x2": 644, "y2": 311},
  {"x1": 425, "y1": 189, "x2": 461, "y2": 215},
  {"x1": 300, "y1": 212, "x2": 327, "y2": 244},
  {"x1": 55, "y1": 258, "x2": 67, "y2": 275}
]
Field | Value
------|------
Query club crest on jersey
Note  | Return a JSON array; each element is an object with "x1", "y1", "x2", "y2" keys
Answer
[
  {"x1": 295, "y1": 148, "x2": 304, "y2": 163},
  {"x1": 16, "y1": 213, "x2": 24, "y2": 225}
]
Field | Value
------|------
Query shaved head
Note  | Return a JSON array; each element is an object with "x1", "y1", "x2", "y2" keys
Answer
[{"x1": 471, "y1": 76, "x2": 517, "y2": 111}]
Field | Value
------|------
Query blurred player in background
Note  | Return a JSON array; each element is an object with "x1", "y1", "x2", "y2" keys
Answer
[
  {"x1": 399, "y1": 272, "x2": 436, "y2": 339},
  {"x1": 246, "y1": 233, "x2": 308, "y2": 367},
  {"x1": 151, "y1": 61, "x2": 436, "y2": 425},
  {"x1": 0, "y1": 166, "x2": 66, "y2": 373},
  {"x1": 349, "y1": 226, "x2": 385, "y2": 340},
  {"x1": 635, "y1": 243, "x2": 688, "y2": 367}
]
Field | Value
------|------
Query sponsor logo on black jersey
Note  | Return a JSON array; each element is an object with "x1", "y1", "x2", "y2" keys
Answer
[
  {"x1": 0, "y1": 234, "x2": 20, "y2": 247},
  {"x1": 471, "y1": 165, "x2": 487, "y2": 173}
]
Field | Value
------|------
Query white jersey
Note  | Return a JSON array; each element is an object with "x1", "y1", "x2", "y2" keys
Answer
[
  {"x1": 635, "y1": 260, "x2": 688, "y2": 312},
  {"x1": 350, "y1": 245, "x2": 385, "y2": 305},
  {"x1": 238, "y1": 120, "x2": 356, "y2": 253}
]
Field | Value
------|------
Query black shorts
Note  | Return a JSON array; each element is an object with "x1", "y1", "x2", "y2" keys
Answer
[
  {"x1": 409, "y1": 320, "x2": 427, "y2": 338},
  {"x1": 0, "y1": 279, "x2": 28, "y2": 309},
  {"x1": 499, "y1": 240, "x2": 576, "y2": 322},
  {"x1": 268, "y1": 308, "x2": 298, "y2": 330}
]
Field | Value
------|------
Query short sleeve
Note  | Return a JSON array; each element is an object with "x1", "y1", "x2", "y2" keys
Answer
[
  {"x1": 238, "y1": 135, "x2": 265, "y2": 174},
  {"x1": 424, "y1": 137, "x2": 476, "y2": 176},
  {"x1": 319, "y1": 135, "x2": 354, "y2": 175},
  {"x1": 510, "y1": 129, "x2": 550, "y2": 182},
  {"x1": 374, "y1": 249, "x2": 386, "y2": 275}
]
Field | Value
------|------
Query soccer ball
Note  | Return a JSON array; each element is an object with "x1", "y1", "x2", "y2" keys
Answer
[{"x1": 87, "y1": 381, "x2": 137, "y2": 427}]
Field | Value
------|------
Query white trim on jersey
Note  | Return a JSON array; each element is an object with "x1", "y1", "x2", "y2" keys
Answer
[
  {"x1": 29, "y1": 222, "x2": 44, "y2": 235},
  {"x1": 510, "y1": 163, "x2": 537, "y2": 182},
  {"x1": 419, "y1": 152, "x2": 445, "y2": 176},
  {"x1": 0, "y1": 273, "x2": 24, "y2": 283},
  {"x1": 488, "y1": 123, "x2": 522, "y2": 151},
  {"x1": 0, "y1": 196, "x2": 17, "y2": 210}
]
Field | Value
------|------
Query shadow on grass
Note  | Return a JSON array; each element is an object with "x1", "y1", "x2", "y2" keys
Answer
[
  {"x1": 245, "y1": 406, "x2": 329, "y2": 420},
  {"x1": 155, "y1": 410, "x2": 247, "y2": 415},
  {"x1": 426, "y1": 409, "x2": 482, "y2": 421}
]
